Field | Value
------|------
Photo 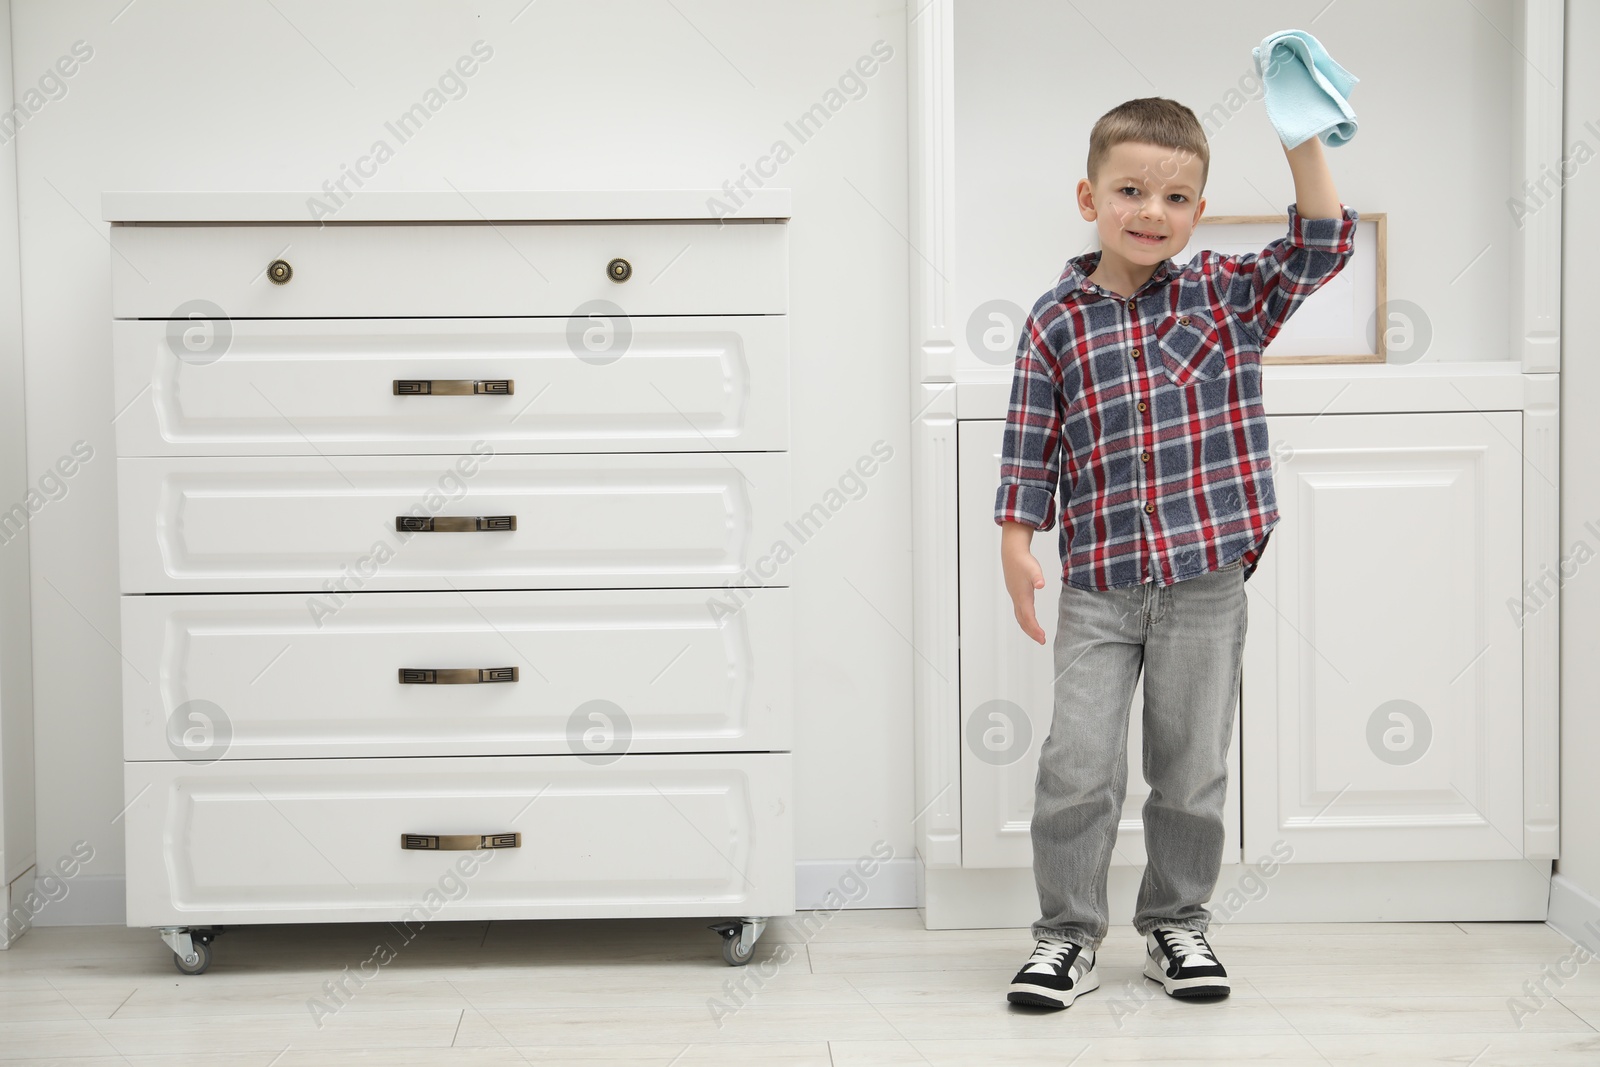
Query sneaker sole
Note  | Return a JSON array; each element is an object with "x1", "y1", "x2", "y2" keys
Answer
[
  {"x1": 1006, "y1": 967, "x2": 1100, "y2": 1010},
  {"x1": 1142, "y1": 956, "x2": 1229, "y2": 998}
]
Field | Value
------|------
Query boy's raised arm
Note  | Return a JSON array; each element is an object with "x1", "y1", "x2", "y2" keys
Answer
[
  {"x1": 1217, "y1": 136, "x2": 1358, "y2": 351},
  {"x1": 1284, "y1": 136, "x2": 1341, "y2": 220}
]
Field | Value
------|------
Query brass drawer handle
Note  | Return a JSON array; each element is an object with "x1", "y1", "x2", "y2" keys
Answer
[
  {"x1": 395, "y1": 515, "x2": 517, "y2": 532},
  {"x1": 607, "y1": 257, "x2": 632, "y2": 282},
  {"x1": 393, "y1": 379, "x2": 513, "y2": 396},
  {"x1": 401, "y1": 832, "x2": 520, "y2": 851},
  {"x1": 398, "y1": 667, "x2": 519, "y2": 685}
]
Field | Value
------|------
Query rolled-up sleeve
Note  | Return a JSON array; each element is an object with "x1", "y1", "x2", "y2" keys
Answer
[
  {"x1": 1220, "y1": 202, "x2": 1358, "y2": 350},
  {"x1": 994, "y1": 312, "x2": 1063, "y2": 531}
]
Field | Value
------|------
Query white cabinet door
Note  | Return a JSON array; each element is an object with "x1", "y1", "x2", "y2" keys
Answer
[
  {"x1": 956, "y1": 420, "x2": 1241, "y2": 869},
  {"x1": 1243, "y1": 412, "x2": 1523, "y2": 863}
]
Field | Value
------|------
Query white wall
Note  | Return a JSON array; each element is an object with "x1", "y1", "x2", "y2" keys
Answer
[
  {"x1": 13, "y1": 0, "x2": 1595, "y2": 931},
  {"x1": 0, "y1": 0, "x2": 39, "y2": 943},
  {"x1": 12, "y1": 0, "x2": 915, "y2": 923},
  {"x1": 1556, "y1": 0, "x2": 1600, "y2": 922}
]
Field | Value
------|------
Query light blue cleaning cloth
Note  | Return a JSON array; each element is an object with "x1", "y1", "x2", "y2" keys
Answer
[{"x1": 1252, "y1": 29, "x2": 1359, "y2": 148}]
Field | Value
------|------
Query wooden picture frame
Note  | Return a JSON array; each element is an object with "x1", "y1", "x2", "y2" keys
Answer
[{"x1": 1191, "y1": 211, "x2": 1387, "y2": 365}]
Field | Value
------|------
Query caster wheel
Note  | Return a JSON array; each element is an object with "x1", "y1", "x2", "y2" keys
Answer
[
  {"x1": 708, "y1": 919, "x2": 764, "y2": 966},
  {"x1": 173, "y1": 940, "x2": 211, "y2": 975},
  {"x1": 720, "y1": 932, "x2": 754, "y2": 966}
]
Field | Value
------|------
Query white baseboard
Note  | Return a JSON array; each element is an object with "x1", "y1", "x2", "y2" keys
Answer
[
  {"x1": 11, "y1": 873, "x2": 125, "y2": 931},
  {"x1": 0, "y1": 870, "x2": 1574, "y2": 934},
  {"x1": 919, "y1": 857, "x2": 1556, "y2": 930},
  {"x1": 6, "y1": 863, "x2": 1568, "y2": 927},
  {"x1": 0, "y1": 866, "x2": 30, "y2": 948},
  {"x1": 794, "y1": 858, "x2": 918, "y2": 911},
  {"x1": 1547, "y1": 872, "x2": 1600, "y2": 951}
]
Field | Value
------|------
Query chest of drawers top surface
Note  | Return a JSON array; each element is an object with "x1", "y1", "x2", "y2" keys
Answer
[{"x1": 102, "y1": 189, "x2": 792, "y2": 223}]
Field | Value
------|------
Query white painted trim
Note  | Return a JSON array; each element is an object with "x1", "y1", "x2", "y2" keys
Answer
[
  {"x1": 911, "y1": 384, "x2": 961, "y2": 870},
  {"x1": 794, "y1": 860, "x2": 918, "y2": 911},
  {"x1": 1547, "y1": 873, "x2": 1600, "y2": 951},
  {"x1": 956, "y1": 361, "x2": 1538, "y2": 420},
  {"x1": 1523, "y1": 372, "x2": 1561, "y2": 859},
  {"x1": 1512, "y1": 0, "x2": 1564, "y2": 373},
  {"x1": 920, "y1": 858, "x2": 1553, "y2": 931},
  {"x1": 908, "y1": 0, "x2": 961, "y2": 874},
  {"x1": 908, "y1": 0, "x2": 955, "y2": 384}
]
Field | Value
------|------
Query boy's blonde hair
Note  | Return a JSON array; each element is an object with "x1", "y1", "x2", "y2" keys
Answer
[{"x1": 1087, "y1": 97, "x2": 1210, "y2": 196}]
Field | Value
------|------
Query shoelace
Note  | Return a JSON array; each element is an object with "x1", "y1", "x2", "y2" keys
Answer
[
  {"x1": 1156, "y1": 928, "x2": 1217, "y2": 967},
  {"x1": 1023, "y1": 939, "x2": 1086, "y2": 975}
]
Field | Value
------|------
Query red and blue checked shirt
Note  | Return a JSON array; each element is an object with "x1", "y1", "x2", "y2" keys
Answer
[{"x1": 994, "y1": 202, "x2": 1359, "y2": 590}]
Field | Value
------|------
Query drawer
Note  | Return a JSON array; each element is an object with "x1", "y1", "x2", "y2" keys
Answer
[
  {"x1": 113, "y1": 315, "x2": 790, "y2": 456},
  {"x1": 110, "y1": 221, "x2": 787, "y2": 319},
  {"x1": 121, "y1": 588, "x2": 792, "y2": 760},
  {"x1": 116, "y1": 452, "x2": 793, "y2": 593},
  {"x1": 123, "y1": 753, "x2": 794, "y2": 925}
]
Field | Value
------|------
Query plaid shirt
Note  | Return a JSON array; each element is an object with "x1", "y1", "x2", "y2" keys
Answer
[{"x1": 994, "y1": 202, "x2": 1359, "y2": 590}]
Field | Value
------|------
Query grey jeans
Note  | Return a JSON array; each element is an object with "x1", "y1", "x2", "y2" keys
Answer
[{"x1": 1029, "y1": 557, "x2": 1247, "y2": 949}]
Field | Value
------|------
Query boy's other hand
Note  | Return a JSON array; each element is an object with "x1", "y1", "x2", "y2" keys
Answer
[{"x1": 1000, "y1": 521, "x2": 1048, "y2": 645}]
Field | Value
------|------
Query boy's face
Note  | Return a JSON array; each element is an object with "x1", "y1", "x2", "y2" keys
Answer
[{"x1": 1077, "y1": 140, "x2": 1207, "y2": 265}]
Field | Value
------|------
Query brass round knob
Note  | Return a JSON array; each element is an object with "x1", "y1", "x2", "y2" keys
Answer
[
  {"x1": 606, "y1": 257, "x2": 632, "y2": 283},
  {"x1": 267, "y1": 259, "x2": 293, "y2": 285}
]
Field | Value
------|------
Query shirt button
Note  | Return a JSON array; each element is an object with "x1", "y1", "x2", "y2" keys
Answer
[
  {"x1": 1140, "y1": 451, "x2": 1151, "y2": 462},
  {"x1": 1144, "y1": 503, "x2": 1155, "y2": 514},
  {"x1": 1131, "y1": 348, "x2": 1141, "y2": 359},
  {"x1": 1137, "y1": 401, "x2": 1148, "y2": 412},
  {"x1": 1178, "y1": 315, "x2": 1191, "y2": 325},
  {"x1": 1127, "y1": 299, "x2": 1136, "y2": 310}
]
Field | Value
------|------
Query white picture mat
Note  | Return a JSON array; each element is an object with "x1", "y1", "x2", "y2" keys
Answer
[{"x1": 1175, "y1": 217, "x2": 1381, "y2": 359}]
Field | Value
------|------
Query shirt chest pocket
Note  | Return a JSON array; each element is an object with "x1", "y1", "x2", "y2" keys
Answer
[{"x1": 1153, "y1": 307, "x2": 1228, "y2": 387}]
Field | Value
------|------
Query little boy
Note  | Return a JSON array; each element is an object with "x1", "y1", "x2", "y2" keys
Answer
[{"x1": 994, "y1": 96, "x2": 1357, "y2": 1010}]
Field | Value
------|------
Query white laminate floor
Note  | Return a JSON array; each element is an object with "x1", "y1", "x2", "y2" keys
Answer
[{"x1": 2, "y1": 910, "x2": 1598, "y2": 1065}]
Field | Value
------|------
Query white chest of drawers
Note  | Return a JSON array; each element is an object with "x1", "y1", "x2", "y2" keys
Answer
[{"x1": 104, "y1": 191, "x2": 795, "y2": 971}]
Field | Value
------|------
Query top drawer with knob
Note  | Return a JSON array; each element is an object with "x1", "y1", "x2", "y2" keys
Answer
[{"x1": 110, "y1": 220, "x2": 787, "y2": 320}]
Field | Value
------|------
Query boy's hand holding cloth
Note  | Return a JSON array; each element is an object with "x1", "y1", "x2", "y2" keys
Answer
[{"x1": 1253, "y1": 29, "x2": 1359, "y2": 148}]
